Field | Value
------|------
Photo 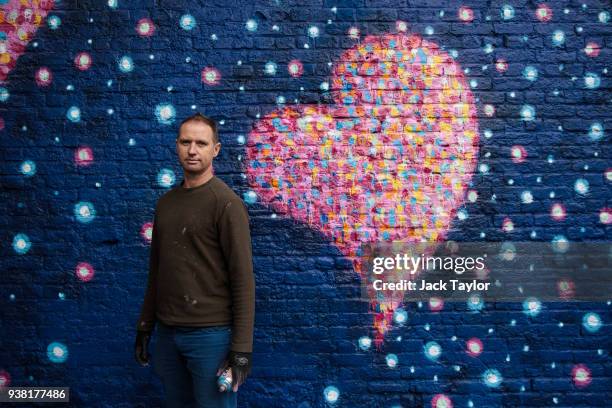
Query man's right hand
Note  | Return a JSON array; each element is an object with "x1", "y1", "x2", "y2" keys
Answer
[{"x1": 134, "y1": 330, "x2": 152, "y2": 366}]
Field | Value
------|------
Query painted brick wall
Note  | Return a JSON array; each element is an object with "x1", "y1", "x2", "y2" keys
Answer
[{"x1": 1, "y1": 0, "x2": 610, "y2": 407}]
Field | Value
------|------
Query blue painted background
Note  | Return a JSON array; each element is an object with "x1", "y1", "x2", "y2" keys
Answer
[{"x1": 1, "y1": 0, "x2": 610, "y2": 407}]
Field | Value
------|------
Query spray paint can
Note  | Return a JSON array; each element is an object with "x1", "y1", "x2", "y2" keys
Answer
[{"x1": 217, "y1": 368, "x2": 232, "y2": 392}]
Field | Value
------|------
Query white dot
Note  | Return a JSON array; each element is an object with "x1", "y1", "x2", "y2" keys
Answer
[{"x1": 308, "y1": 26, "x2": 319, "y2": 38}]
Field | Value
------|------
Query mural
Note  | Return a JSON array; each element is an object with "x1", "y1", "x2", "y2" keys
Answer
[
  {"x1": 0, "y1": 0, "x2": 610, "y2": 407},
  {"x1": 247, "y1": 33, "x2": 479, "y2": 345},
  {"x1": 0, "y1": 0, "x2": 54, "y2": 82}
]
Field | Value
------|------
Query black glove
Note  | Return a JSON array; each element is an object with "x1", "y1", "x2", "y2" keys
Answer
[
  {"x1": 134, "y1": 330, "x2": 152, "y2": 366},
  {"x1": 216, "y1": 351, "x2": 252, "y2": 392}
]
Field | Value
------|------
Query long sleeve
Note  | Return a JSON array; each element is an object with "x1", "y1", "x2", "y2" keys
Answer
[
  {"x1": 218, "y1": 198, "x2": 255, "y2": 353},
  {"x1": 136, "y1": 211, "x2": 160, "y2": 332}
]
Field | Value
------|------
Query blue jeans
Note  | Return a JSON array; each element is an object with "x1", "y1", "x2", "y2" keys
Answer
[{"x1": 153, "y1": 322, "x2": 237, "y2": 408}]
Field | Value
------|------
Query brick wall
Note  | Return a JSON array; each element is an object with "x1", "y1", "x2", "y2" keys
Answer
[{"x1": 1, "y1": 0, "x2": 610, "y2": 407}]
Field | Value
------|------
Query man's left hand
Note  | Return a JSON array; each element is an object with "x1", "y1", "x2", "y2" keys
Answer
[{"x1": 216, "y1": 351, "x2": 252, "y2": 392}]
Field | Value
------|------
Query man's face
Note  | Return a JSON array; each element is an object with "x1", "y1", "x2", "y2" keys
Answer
[{"x1": 176, "y1": 121, "x2": 220, "y2": 175}]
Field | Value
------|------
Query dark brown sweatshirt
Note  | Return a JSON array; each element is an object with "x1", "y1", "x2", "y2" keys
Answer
[{"x1": 137, "y1": 176, "x2": 255, "y2": 353}]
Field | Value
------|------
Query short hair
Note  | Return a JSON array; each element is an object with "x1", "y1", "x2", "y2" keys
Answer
[{"x1": 177, "y1": 113, "x2": 219, "y2": 143}]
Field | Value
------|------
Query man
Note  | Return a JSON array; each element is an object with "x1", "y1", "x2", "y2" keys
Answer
[{"x1": 134, "y1": 113, "x2": 255, "y2": 408}]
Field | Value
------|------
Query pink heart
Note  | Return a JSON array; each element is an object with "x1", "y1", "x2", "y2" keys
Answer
[
  {"x1": 0, "y1": 0, "x2": 55, "y2": 83},
  {"x1": 247, "y1": 33, "x2": 479, "y2": 344}
]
